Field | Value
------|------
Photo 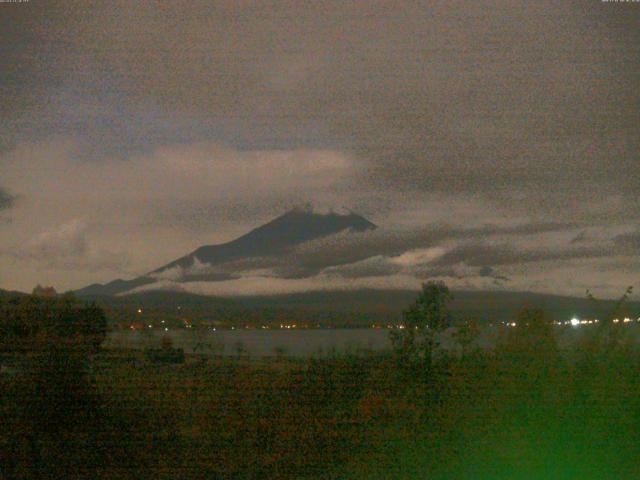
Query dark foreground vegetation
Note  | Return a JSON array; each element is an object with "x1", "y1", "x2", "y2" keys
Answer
[{"x1": 1, "y1": 285, "x2": 639, "y2": 479}]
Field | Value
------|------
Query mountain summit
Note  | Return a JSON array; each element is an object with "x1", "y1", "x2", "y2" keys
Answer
[
  {"x1": 76, "y1": 207, "x2": 376, "y2": 296},
  {"x1": 155, "y1": 206, "x2": 376, "y2": 274}
]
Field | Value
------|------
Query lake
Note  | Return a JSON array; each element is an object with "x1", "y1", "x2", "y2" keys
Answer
[
  {"x1": 105, "y1": 325, "x2": 516, "y2": 357},
  {"x1": 105, "y1": 323, "x2": 640, "y2": 357}
]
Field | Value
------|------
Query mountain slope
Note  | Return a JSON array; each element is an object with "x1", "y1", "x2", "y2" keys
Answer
[
  {"x1": 76, "y1": 207, "x2": 376, "y2": 296},
  {"x1": 153, "y1": 207, "x2": 376, "y2": 275}
]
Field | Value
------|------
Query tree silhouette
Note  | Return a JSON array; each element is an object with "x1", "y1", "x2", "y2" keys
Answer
[
  {"x1": 0, "y1": 293, "x2": 108, "y2": 478},
  {"x1": 584, "y1": 286, "x2": 635, "y2": 356},
  {"x1": 389, "y1": 281, "x2": 452, "y2": 369}
]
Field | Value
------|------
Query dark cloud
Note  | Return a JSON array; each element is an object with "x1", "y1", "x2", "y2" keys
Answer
[
  {"x1": 432, "y1": 242, "x2": 610, "y2": 269},
  {"x1": 479, "y1": 266, "x2": 494, "y2": 277},
  {"x1": 1, "y1": 1, "x2": 638, "y2": 293},
  {"x1": 0, "y1": 189, "x2": 14, "y2": 229},
  {"x1": 2, "y1": 2, "x2": 638, "y2": 201},
  {"x1": 478, "y1": 266, "x2": 509, "y2": 283},
  {"x1": 570, "y1": 231, "x2": 588, "y2": 244},
  {"x1": 280, "y1": 221, "x2": 575, "y2": 275},
  {"x1": 0, "y1": 189, "x2": 14, "y2": 210},
  {"x1": 166, "y1": 221, "x2": 581, "y2": 282},
  {"x1": 320, "y1": 256, "x2": 403, "y2": 280},
  {"x1": 613, "y1": 231, "x2": 640, "y2": 253}
]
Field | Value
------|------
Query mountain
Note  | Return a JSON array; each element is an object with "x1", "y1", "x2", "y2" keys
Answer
[
  {"x1": 71, "y1": 203, "x2": 640, "y2": 322},
  {"x1": 152, "y1": 206, "x2": 376, "y2": 275},
  {"x1": 76, "y1": 207, "x2": 376, "y2": 296}
]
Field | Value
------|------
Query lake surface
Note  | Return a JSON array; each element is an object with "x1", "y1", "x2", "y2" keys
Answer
[
  {"x1": 104, "y1": 326, "x2": 511, "y2": 357},
  {"x1": 105, "y1": 323, "x2": 640, "y2": 358}
]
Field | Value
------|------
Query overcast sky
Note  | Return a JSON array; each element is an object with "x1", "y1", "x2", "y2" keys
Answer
[{"x1": 1, "y1": 1, "x2": 638, "y2": 297}]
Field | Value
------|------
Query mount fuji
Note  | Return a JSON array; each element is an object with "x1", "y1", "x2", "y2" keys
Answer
[{"x1": 75, "y1": 206, "x2": 376, "y2": 297}]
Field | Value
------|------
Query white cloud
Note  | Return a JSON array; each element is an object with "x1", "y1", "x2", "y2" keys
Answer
[
  {"x1": 0, "y1": 138, "x2": 358, "y2": 290},
  {"x1": 21, "y1": 218, "x2": 88, "y2": 260},
  {"x1": 391, "y1": 247, "x2": 448, "y2": 267},
  {"x1": 0, "y1": 137, "x2": 637, "y2": 296},
  {"x1": 9, "y1": 218, "x2": 129, "y2": 272}
]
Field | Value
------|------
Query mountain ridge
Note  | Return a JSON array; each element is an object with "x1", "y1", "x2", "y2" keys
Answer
[
  {"x1": 75, "y1": 207, "x2": 376, "y2": 296},
  {"x1": 79, "y1": 288, "x2": 640, "y2": 325}
]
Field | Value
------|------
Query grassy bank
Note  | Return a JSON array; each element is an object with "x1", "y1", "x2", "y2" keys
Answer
[{"x1": 3, "y1": 340, "x2": 638, "y2": 479}]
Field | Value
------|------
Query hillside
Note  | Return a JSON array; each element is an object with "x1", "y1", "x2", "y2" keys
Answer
[{"x1": 84, "y1": 288, "x2": 640, "y2": 326}]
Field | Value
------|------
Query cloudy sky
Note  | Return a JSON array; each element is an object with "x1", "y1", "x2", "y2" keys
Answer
[{"x1": 1, "y1": 1, "x2": 638, "y2": 297}]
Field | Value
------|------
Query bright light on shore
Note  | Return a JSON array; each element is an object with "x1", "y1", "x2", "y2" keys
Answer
[{"x1": 571, "y1": 318, "x2": 580, "y2": 327}]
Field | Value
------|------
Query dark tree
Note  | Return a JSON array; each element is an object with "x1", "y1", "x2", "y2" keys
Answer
[
  {"x1": 0, "y1": 293, "x2": 106, "y2": 356},
  {"x1": 0, "y1": 293, "x2": 108, "y2": 479},
  {"x1": 390, "y1": 281, "x2": 452, "y2": 368},
  {"x1": 587, "y1": 285, "x2": 634, "y2": 326}
]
